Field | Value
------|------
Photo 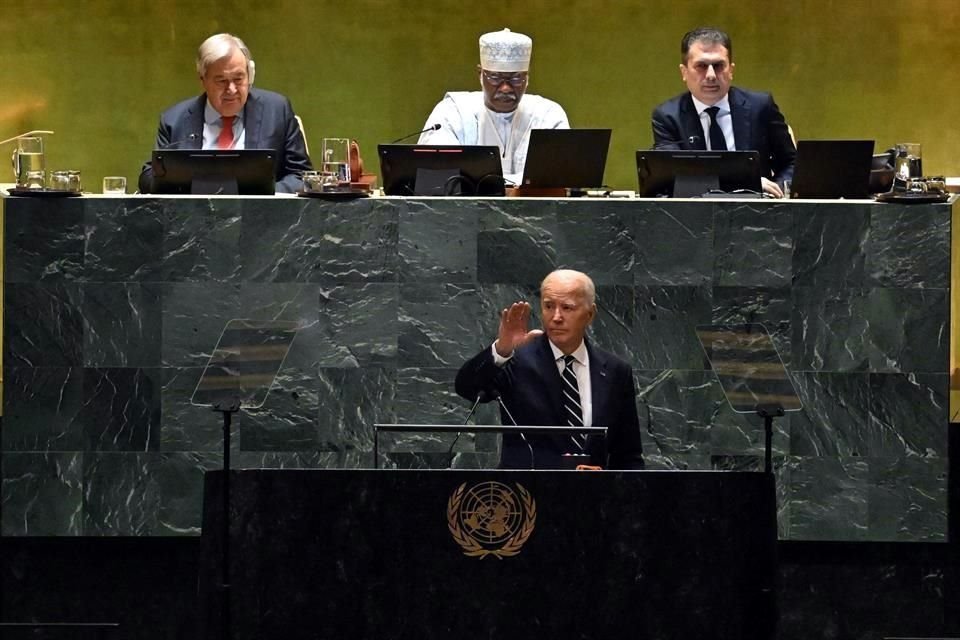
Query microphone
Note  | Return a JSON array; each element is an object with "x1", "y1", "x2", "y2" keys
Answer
[
  {"x1": 159, "y1": 133, "x2": 199, "y2": 150},
  {"x1": 446, "y1": 389, "x2": 495, "y2": 468},
  {"x1": 494, "y1": 392, "x2": 535, "y2": 469},
  {"x1": 687, "y1": 135, "x2": 702, "y2": 147},
  {"x1": 390, "y1": 123, "x2": 440, "y2": 144}
]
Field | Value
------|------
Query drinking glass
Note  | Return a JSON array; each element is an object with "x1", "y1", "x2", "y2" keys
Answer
[
  {"x1": 102, "y1": 176, "x2": 127, "y2": 195},
  {"x1": 895, "y1": 143, "x2": 922, "y2": 179},
  {"x1": 11, "y1": 136, "x2": 44, "y2": 186},
  {"x1": 321, "y1": 138, "x2": 351, "y2": 188}
]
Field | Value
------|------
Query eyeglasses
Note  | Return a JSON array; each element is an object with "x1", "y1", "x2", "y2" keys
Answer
[{"x1": 481, "y1": 71, "x2": 528, "y2": 87}]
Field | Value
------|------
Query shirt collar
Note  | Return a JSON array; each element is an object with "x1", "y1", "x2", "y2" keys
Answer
[
  {"x1": 204, "y1": 100, "x2": 245, "y2": 125},
  {"x1": 548, "y1": 339, "x2": 589, "y2": 366},
  {"x1": 691, "y1": 94, "x2": 731, "y2": 117}
]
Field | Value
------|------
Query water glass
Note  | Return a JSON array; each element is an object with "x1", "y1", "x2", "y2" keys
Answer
[{"x1": 102, "y1": 176, "x2": 127, "y2": 195}]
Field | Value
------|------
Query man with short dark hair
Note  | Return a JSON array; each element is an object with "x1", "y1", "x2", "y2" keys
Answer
[
  {"x1": 651, "y1": 27, "x2": 796, "y2": 198},
  {"x1": 455, "y1": 269, "x2": 644, "y2": 470},
  {"x1": 139, "y1": 33, "x2": 312, "y2": 194}
]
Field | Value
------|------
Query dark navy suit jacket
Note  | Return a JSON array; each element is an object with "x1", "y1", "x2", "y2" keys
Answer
[
  {"x1": 651, "y1": 86, "x2": 796, "y2": 185},
  {"x1": 138, "y1": 87, "x2": 312, "y2": 194},
  {"x1": 455, "y1": 335, "x2": 645, "y2": 470}
]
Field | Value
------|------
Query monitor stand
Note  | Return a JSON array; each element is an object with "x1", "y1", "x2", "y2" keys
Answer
[{"x1": 673, "y1": 174, "x2": 719, "y2": 197}]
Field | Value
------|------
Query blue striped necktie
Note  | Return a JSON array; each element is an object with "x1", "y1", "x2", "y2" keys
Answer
[{"x1": 561, "y1": 355, "x2": 586, "y2": 450}]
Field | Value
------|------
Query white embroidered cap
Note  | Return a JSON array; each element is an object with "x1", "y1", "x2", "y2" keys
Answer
[{"x1": 479, "y1": 28, "x2": 532, "y2": 72}]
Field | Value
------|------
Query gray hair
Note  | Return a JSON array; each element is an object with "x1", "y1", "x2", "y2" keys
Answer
[{"x1": 196, "y1": 33, "x2": 256, "y2": 84}]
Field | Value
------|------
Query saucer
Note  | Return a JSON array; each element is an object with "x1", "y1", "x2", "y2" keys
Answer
[
  {"x1": 7, "y1": 187, "x2": 82, "y2": 198},
  {"x1": 875, "y1": 191, "x2": 949, "y2": 204},
  {"x1": 297, "y1": 189, "x2": 369, "y2": 200}
]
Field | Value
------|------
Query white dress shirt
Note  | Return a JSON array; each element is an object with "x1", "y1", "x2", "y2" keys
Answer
[
  {"x1": 202, "y1": 101, "x2": 247, "y2": 150},
  {"x1": 692, "y1": 94, "x2": 735, "y2": 151}
]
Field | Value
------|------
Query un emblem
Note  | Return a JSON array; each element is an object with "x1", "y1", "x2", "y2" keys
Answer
[{"x1": 447, "y1": 481, "x2": 536, "y2": 559}]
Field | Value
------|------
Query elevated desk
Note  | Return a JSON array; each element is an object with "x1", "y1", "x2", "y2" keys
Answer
[{"x1": 201, "y1": 469, "x2": 777, "y2": 640}]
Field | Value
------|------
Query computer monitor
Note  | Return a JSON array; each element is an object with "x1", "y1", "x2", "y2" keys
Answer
[
  {"x1": 378, "y1": 144, "x2": 505, "y2": 196},
  {"x1": 636, "y1": 150, "x2": 762, "y2": 197},
  {"x1": 150, "y1": 149, "x2": 276, "y2": 195},
  {"x1": 521, "y1": 129, "x2": 611, "y2": 189},
  {"x1": 790, "y1": 140, "x2": 874, "y2": 199}
]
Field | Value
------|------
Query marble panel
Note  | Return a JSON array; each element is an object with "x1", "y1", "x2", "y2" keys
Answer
[
  {"x1": 4, "y1": 282, "x2": 84, "y2": 367},
  {"x1": 81, "y1": 367, "x2": 162, "y2": 452},
  {"x1": 2, "y1": 366, "x2": 84, "y2": 451},
  {"x1": 713, "y1": 201, "x2": 794, "y2": 287},
  {"x1": 1, "y1": 451, "x2": 83, "y2": 536},
  {"x1": 2, "y1": 196, "x2": 85, "y2": 282},
  {"x1": 628, "y1": 199, "x2": 714, "y2": 285},
  {"x1": 82, "y1": 282, "x2": 163, "y2": 367}
]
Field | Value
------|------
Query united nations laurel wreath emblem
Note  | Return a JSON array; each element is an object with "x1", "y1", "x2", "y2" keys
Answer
[{"x1": 447, "y1": 481, "x2": 536, "y2": 559}]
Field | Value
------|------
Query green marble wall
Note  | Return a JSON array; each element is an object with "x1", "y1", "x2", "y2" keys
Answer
[{"x1": 0, "y1": 0, "x2": 957, "y2": 191}]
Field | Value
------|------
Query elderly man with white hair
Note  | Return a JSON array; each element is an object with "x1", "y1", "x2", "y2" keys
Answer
[
  {"x1": 418, "y1": 28, "x2": 570, "y2": 184},
  {"x1": 139, "y1": 32, "x2": 312, "y2": 194}
]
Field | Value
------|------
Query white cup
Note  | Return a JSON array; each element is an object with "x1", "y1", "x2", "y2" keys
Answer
[{"x1": 102, "y1": 176, "x2": 127, "y2": 195}]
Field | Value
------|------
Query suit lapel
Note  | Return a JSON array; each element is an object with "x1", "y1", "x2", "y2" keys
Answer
[
  {"x1": 680, "y1": 94, "x2": 706, "y2": 150},
  {"x1": 244, "y1": 89, "x2": 264, "y2": 149},
  {"x1": 586, "y1": 340, "x2": 611, "y2": 427},
  {"x1": 729, "y1": 87, "x2": 751, "y2": 151},
  {"x1": 185, "y1": 96, "x2": 206, "y2": 149},
  {"x1": 535, "y1": 336, "x2": 566, "y2": 424}
]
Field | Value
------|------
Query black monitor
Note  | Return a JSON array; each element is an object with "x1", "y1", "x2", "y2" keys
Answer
[
  {"x1": 150, "y1": 149, "x2": 276, "y2": 195},
  {"x1": 521, "y1": 129, "x2": 611, "y2": 189},
  {"x1": 636, "y1": 150, "x2": 761, "y2": 197},
  {"x1": 378, "y1": 144, "x2": 505, "y2": 196}
]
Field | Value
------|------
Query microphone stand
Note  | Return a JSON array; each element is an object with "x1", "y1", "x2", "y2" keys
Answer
[
  {"x1": 213, "y1": 397, "x2": 240, "y2": 640},
  {"x1": 496, "y1": 394, "x2": 535, "y2": 469},
  {"x1": 446, "y1": 390, "x2": 490, "y2": 468},
  {"x1": 389, "y1": 123, "x2": 441, "y2": 144}
]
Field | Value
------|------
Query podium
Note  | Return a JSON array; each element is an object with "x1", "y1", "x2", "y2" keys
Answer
[{"x1": 200, "y1": 469, "x2": 777, "y2": 640}]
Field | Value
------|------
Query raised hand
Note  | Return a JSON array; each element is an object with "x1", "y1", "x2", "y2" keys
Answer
[{"x1": 495, "y1": 301, "x2": 543, "y2": 357}]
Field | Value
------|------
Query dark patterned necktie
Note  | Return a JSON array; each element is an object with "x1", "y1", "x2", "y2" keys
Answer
[
  {"x1": 705, "y1": 106, "x2": 727, "y2": 151},
  {"x1": 561, "y1": 355, "x2": 586, "y2": 450}
]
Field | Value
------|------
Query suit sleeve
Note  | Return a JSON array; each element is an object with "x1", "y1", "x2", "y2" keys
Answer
[
  {"x1": 606, "y1": 364, "x2": 645, "y2": 470},
  {"x1": 455, "y1": 345, "x2": 507, "y2": 403},
  {"x1": 275, "y1": 98, "x2": 313, "y2": 194},
  {"x1": 651, "y1": 105, "x2": 684, "y2": 150},
  {"x1": 137, "y1": 116, "x2": 173, "y2": 194},
  {"x1": 763, "y1": 94, "x2": 796, "y2": 185}
]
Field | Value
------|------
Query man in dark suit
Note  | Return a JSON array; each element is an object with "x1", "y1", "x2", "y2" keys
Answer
[
  {"x1": 651, "y1": 27, "x2": 796, "y2": 198},
  {"x1": 138, "y1": 33, "x2": 312, "y2": 194},
  {"x1": 456, "y1": 270, "x2": 644, "y2": 470}
]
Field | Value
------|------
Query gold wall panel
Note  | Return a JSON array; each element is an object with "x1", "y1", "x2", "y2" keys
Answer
[{"x1": 0, "y1": 0, "x2": 957, "y2": 190}]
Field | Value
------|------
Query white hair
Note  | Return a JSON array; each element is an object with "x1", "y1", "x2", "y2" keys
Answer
[{"x1": 196, "y1": 33, "x2": 256, "y2": 85}]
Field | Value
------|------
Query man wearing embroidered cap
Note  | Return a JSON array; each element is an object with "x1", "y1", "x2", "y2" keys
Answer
[{"x1": 418, "y1": 28, "x2": 569, "y2": 184}]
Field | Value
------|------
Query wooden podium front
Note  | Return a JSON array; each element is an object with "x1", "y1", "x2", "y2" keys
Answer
[{"x1": 201, "y1": 470, "x2": 777, "y2": 640}]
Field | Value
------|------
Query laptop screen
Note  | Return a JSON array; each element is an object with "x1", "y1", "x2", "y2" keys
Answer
[
  {"x1": 790, "y1": 140, "x2": 874, "y2": 199},
  {"x1": 521, "y1": 129, "x2": 611, "y2": 189},
  {"x1": 377, "y1": 144, "x2": 504, "y2": 196}
]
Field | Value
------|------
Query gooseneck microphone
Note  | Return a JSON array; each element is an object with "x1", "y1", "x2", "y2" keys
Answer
[
  {"x1": 446, "y1": 389, "x2": 495, "y2": 468},
  {"x1": 390, "y1": 123, "x2": 441, "y2": 144},
  {"x1": 157, "y1": 133, "x2": 200, "y2": 151},
  {"x1": 495, "y1": 392, "x2": 535, "y2": 469}
]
